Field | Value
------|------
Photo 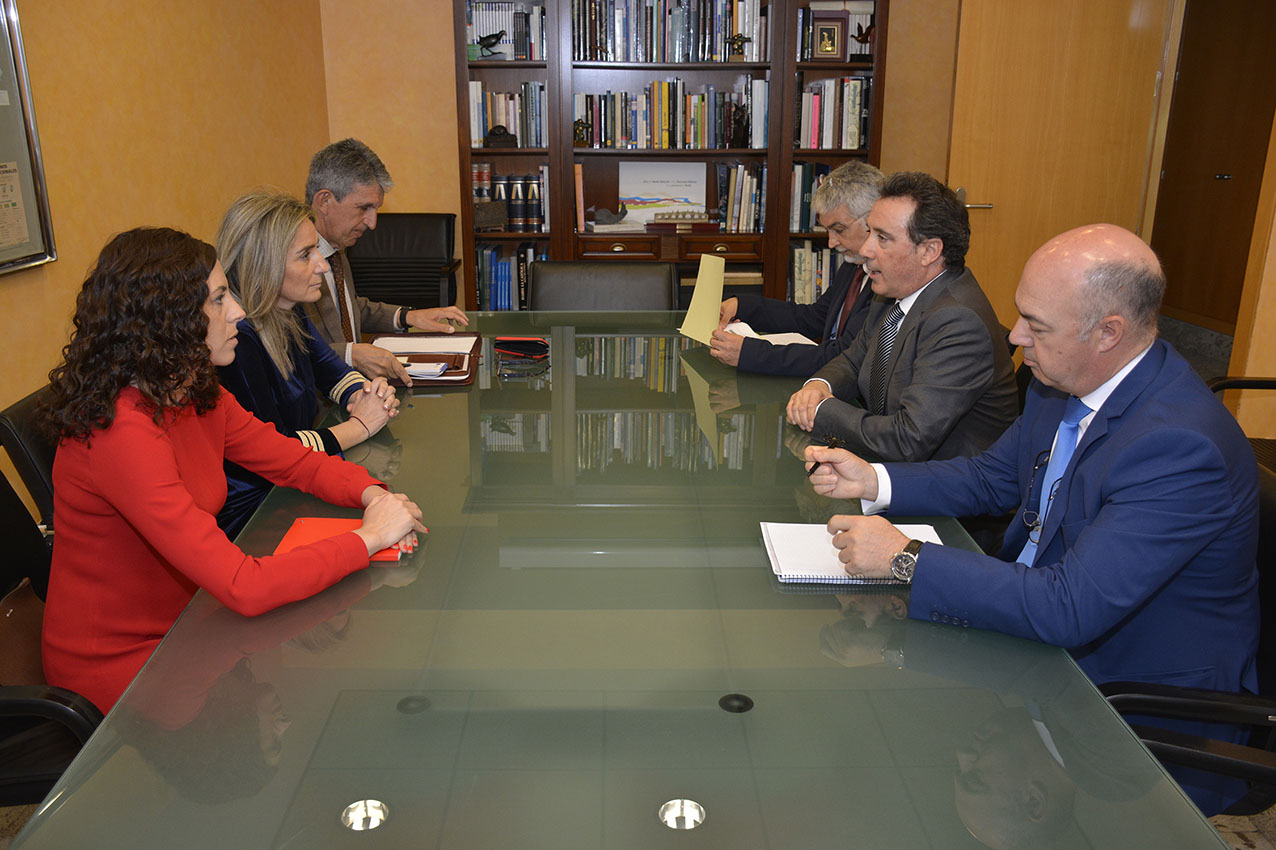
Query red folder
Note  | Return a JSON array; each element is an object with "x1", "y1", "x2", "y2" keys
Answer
[{"x1": 273, "y1": 517, "x2": 402, "y2": 562}]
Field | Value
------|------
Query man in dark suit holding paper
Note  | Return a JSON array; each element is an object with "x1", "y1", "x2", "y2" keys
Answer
[
  {"x1": 786, "y1": 171, "x2": 1017, "y2": 462},
  {"x1": 709, "y1": 161, "x2": 882, "y2": 376}
]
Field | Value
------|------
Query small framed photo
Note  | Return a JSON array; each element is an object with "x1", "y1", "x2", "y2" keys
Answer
[{"x1": 811, "y1": 12, "x2": 850, "y2": 62}]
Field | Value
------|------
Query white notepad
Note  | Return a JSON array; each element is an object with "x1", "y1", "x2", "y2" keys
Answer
[{"x1": 760, "y1": 522, "x2": 943, "y2": 584}]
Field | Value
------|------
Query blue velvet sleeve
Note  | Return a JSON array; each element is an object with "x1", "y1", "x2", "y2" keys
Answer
[{"x1": 302, "y1": 313, "x2": 364, "y2": 409}]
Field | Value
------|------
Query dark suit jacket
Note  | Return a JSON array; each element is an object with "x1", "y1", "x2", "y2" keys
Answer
[
  {"x1": 810, "y1": 266, "x2": 1017, "y2": 461},
  {"x1": 301, "y1": 249, "x2": 402, "y2": 349},
  {"x1": 888, "y1": 340, "x2": 1260, "y2": 693},
  {"x1": 732, "y1": 261, "x2": 872, "y2": 376}
]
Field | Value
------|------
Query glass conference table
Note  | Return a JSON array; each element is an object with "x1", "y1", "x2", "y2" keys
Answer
[{"x1": 15, "y1": 313, "x2": 1227, "y2": 849}]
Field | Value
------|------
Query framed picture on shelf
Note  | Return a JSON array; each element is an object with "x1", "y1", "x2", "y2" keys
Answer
[{"x1": 811, "y1": 12, "x2": 850, "y2": 62}]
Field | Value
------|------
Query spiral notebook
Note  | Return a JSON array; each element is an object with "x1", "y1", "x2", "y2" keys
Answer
[{"x1": 760, "y1": 522, "x2": 943, "y2": 584}]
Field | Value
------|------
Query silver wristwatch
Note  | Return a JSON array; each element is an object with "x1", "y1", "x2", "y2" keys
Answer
[{"x1": 889, "y1": 539, "x2": 924, "y2": 583}]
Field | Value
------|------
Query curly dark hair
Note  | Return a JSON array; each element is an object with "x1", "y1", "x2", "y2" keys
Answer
[{"x1": 40, "y1": 227, "x2": 221, "y2": 443}]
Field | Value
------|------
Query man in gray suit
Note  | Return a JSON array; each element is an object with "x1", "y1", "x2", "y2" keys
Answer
[
  {"x1": 304, "y1": 139, "x2": 468, "y2": 385},
  {"x1": 787, "y1": 171, "x2": 1016, "y2": 462}
]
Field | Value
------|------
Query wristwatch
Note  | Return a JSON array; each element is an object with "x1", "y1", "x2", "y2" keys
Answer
[
  {"x1": 397, "y1": 309, "x2": 412, "y2": 331},
  {"x1": 889, "y1": 539, "x2": 924, "y2": 583}
]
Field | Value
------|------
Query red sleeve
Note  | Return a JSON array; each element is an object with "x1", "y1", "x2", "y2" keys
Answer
[
  {"x1": 85, "y1": 397, "x2": 378, "y2": 617},
  {"x1": 218, "y1": 389, "x2": 383, "y2": 504}
]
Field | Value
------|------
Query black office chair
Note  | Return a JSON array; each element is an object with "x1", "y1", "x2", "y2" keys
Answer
[
  {"x1": 0, "y1": 473, "x2": 102, "y2": 805},
  {"x1": 345, "y1": 212, "x2": 461, "y2": 309},
  {"x1": 528, "y1": 261, "x2": 679, "y2": 310},
  {"x1": 1208, "y1": 376, "x2": 1276, "y2": 473},
  {"x1": 1101, "y1": 464, "x2": 1276, "y2": 796},
  {"x1": 0, "y1": 384, "x2": 57, "y2": 537}
]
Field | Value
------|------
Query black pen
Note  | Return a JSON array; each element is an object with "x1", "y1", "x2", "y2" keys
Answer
[{"x1": 806, "y1": 434, "x2": 846, "y2": 478}]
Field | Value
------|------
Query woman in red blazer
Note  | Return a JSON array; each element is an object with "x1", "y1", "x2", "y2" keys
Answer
[{"x1": 38, "y1": 227, "x2": 424, "y2": 712}]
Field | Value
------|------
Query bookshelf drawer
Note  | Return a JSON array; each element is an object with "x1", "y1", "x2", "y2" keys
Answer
[
  {"x1": 682, "y1": 236, "x2": 765, "y2": 262},
  {"x1": 576, "y1": 235, "x2": 662, "y2": 260}
]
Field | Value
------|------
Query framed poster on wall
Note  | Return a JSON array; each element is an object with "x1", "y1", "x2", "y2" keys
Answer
[{"x1": 0, "y1": 0, "x2": 54, "y2": 275}]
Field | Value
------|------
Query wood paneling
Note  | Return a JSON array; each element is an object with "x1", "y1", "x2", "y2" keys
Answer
[
  {"x1": 1152, "y1": 0, "x2": 1276, "y2": 333},
  {"x1": 948, "y1": 0, "x2": 1173, "y2": 325}
]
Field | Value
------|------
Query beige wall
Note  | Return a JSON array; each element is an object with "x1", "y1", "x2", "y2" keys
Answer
[
  {"x1": 319, "y1": 0, "x2": 462, "y2": 219},
  {"x1": 878, "y1": 0, "x2": 961, "y2": 178},
  {"x1": 0, "y1": 0, "x2": 330, "y2": 498}
]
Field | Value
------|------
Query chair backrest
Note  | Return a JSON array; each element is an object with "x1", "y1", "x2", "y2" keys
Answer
[
  {"x1": 0, "y1": 471, "x2": 50, "y2": 602},
  {"x1": 1256, "y1": 465, "x2": 1276, "y2": 697},
  {"x1": 528, "y1": 261, "x2": 679, "y2": 310},
  {"x1": 346, "y1": 212, "x2": 457, "y2": 309},
  {"x1": 0, "y1": 384, "x2": 56, "y2": 531}
]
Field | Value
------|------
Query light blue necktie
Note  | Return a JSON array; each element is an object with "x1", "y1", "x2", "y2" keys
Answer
[{"x1": 1017, "y1": 396, "x2": 1092, "y2": 567}]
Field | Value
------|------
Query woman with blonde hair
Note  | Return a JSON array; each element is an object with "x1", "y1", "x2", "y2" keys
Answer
[{"x1": 215, "y1": 190, "x2": 399, "y2": 536}]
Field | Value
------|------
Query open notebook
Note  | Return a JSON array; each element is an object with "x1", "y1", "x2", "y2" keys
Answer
[
  {"x1": 760, "y1": 522, "x2": 943, "y2": 584},
  {"x1": 369, "y1": 333, "x2": 482, "y2": 386}
]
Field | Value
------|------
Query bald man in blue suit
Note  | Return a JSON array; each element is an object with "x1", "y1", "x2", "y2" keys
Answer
[
  {"x1": 807, "y1": 222, "x2": 1258, "y2": 690},
  {"x1": 805, "y1": 224, "x2": 1259, "y2": 812}
]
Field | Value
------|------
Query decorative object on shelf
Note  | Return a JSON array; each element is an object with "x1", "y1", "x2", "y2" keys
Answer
[
  {"x1": 473, "y1": 200, "x2": 508, "y2": 232},
  {"x1": 573, "y1": 118, "x2": 588, "y2": 147},
  {"x1": 727, "y1": 33, "x2": 752, "y2": 62},
  {"x1": 595, "y1": 204, "x2": 628, "y2": 226},
  {"x1": 730, "y1": 109, "x2": 750, "y2": 149},
  {"x1": 647, "y1": 212, "x2": 719, "y2": 235},
  {"x1": 852, "y1": 22, "x2": 875, "y2": 51},
  {"x1": 484, "y1": 125, "x2": 518, "y2": 148},
  {"x1": 811, "y1": 12, "x2": 850, "y2": 62},
  {"x1": 590, "y1": 204, "x2": 641, "y2": 234},
  {"x1": 476, "y1": 30, "x2": 505, "y2": 57}
]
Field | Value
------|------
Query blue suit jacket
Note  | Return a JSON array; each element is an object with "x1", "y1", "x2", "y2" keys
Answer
[
  {"x1": 886, "y1": 340, "x2": 1260, "y2": 691},
  {"x1": 732, "y1": 261, "x2": 871, "y2": 376}
]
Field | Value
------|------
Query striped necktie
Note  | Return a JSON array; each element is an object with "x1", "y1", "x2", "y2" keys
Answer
[{"x1": 869, "y1": 301, "x2": 905, "y2": 414}]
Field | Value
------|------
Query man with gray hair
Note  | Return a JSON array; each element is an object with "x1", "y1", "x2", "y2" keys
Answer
[
  {"x1": 709, "y1": 161, "x2": 883, "y2": 376},
  {"x1": 304, "y1": 138, "x2": 468, "y2": 384}
]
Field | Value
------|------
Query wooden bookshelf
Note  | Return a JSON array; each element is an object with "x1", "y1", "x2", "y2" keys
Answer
[{"x1": 453, "y1": 0, "x2": 889, "y2": 309}]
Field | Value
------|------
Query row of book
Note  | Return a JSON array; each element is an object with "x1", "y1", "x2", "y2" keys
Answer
[
  {"x1": 467, "y1": 80, "x2": 549, "y2": 148},
  {"x1": 474, "y1": 241, "x2": 547, "y2": 310},
  {"x1": 797, "y1": 76, "x2": 870, "y2": 150},
  {"x1": 472, "y1": 165, "x2": 551, "y2": 232},
  {"x1": 795, "y1": 2, "x2": 875, "y2": 61},
  {"x1": 572, "y1": 0, "x2": 767, "y2": 63},
  {"x1": 572, "y1": 76, "x2": 768, "y2": 150},
  {"x1": 789, "y1": 160, "x2": 831, "y2": 232},
  {"x1": 715, "y1": 160, "x2": 767, "y2": 233},
  {"x1": 466, "y1": 1, "x2": 547, "y2": 61},
  {"x1": 576, "y1": 411, "x2": 755, "y2": 473},
  {"x1": 574, "y1": 334, "x2": 694, "y2": 393},
  {"x1": 480, "y1": 413, "x2": 551, "y2": 453},
  {"x1": 789, "y1": 241, "x2": 846, "y2": 305}
]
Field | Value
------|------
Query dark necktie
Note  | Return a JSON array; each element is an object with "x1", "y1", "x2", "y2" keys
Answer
[
  {"x1": 1016, "y1": 395, "x2": 1092, "y2": 566},
  {"x1": 869, "y1": 301, "x2": 905, "y2": 414},
  {"x1": 836, "y1": 266, "x2": 866, "y2": 336},
  {"x1": 331, "y1": 250, "x2": 355, "y2": 344}
]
